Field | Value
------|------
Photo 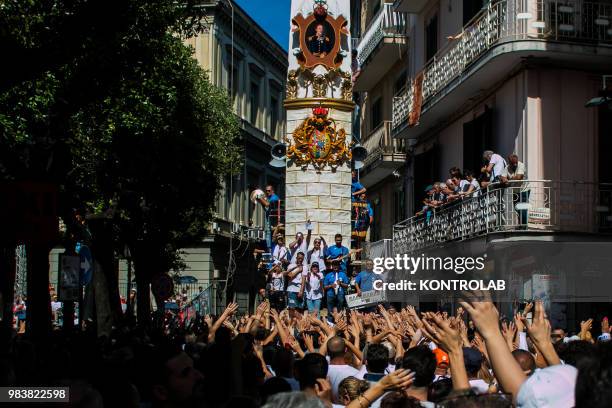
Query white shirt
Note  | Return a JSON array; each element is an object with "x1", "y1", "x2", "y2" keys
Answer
[
  {"x1": 459, "y1": 179, "x2": 470, "y2": 192},
  {"x1": 272, "y1": 245, "x2": 289, "y2": 263},
  {"x1": 286, "y1": 263, "x2": 305, "y2": 293},
  {"x1": 305, "y1": 272, "x2": 323, "y2": 300},
  {"x1": 290, "y1": 240, "x2": 308, "y2": 265},
  {"x1": 469, "y1": 379, "x2": 490, "y2": 394},
  {"x1": 489, "y1": 153, "x2": 506, "y2": 178},
  {"x1": 469, "y1": 179, "x2": 481, "y2": 196},
  {"x1": 328, "y1": 364, "x2": 359, "y2": 403},
  {"x1": 307, "y1": 247, "x2": 326, "y2": 271},
  {"x1": 270, "y1": 272, "x2": 285, "y2": 291}
]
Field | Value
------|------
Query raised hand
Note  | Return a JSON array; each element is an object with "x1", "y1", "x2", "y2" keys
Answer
[
  {"x1": 303, "y1": 333, "x2": 315, "y2": 353},
  {"x1": 521, "y1": 300, "x2": 560, "y2": 366},
  {"x1": 379, "y1": 369, "x2": 415, "y2": 391},
  {"x1": 602, "y1": 317, "x2": 610, "y2": 334},
  {"x1": 422, "y1": 314, "x2": 463, "y2": 354},
  {"x1": 459, "y1": 297, "x2": 499, "y2": 340}
]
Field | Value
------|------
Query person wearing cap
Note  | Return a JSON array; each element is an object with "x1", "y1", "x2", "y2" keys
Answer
[
  {"x1": 432, "y1": 348, "x2": 450, "y2": 382},
  {"x1": 272, "y1": 234, "x2": 290, "y2": 267},
  {"x1": 267, "y1": 261, "x2": 286, "y2": 311},
  {"x1": 299, "y1": 262, "x2": 324, "y2": 317},
  {"x1": 323, "y1": 262, "x2": 349, "y2": 315},
  {"x1": 463, "y1": 347, "x2": 490, "y2": 394}
]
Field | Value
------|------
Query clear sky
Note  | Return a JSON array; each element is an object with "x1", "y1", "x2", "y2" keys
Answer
[{"x1": 234, "y1": 0, "x2": 291, "y2": 51}]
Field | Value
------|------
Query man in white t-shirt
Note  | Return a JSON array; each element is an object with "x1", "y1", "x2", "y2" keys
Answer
[
  {"x1": 501, "y1": 154, "x2": 529, "y2": 226},
  {"x1": 288, "y1": 226, "x2": 311, "y2": 266},
  {"x1": 286, "y1": 252, "x2": 306, "y2": 310},
  {"x1": 326, "y1": 336, "x2": 360, "y2": 404},
  {"x1": 482, "y1": 150, "x2": 507, "y2": 185},
  {"x1": 272, "y1": 235, "x2": 290, "y2": 267}
]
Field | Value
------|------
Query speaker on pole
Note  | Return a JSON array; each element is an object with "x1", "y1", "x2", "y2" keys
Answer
[
  {"x1": 352, "y1": 145, "x2": 368, "y2": 170},
  {"x1": 269, "y1": 143, "x2": 287, "y2": 168}
]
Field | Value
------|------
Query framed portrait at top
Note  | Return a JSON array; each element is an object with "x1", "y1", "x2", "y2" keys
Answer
[{"x1": 292, "y1": 9, "x2": 348, "y2": 69}]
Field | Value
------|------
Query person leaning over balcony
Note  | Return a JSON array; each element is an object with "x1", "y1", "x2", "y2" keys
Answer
[
  {"x1": 501, "y1": 154, "x2": 529, "y2": 227},
  {"x1": 462, "y1": 170, "x2": 481, "y2": 197},
  {"x1": 481, "y1": 150, "x2": 507, "y2": 187},
  {"x1": 352, "y1": 170, "x2": 367, "y2": 202}
]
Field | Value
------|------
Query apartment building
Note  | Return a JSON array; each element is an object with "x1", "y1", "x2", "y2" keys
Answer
[
  {"x1": 179, "y1": 0, "x2": 288, "y2": 312},
  {"x1": 374, "y1": 0, "x2": 612, "y2": 327},
  {"x1": 352, "y1": 1, "x2": 410, "y2": 241}
]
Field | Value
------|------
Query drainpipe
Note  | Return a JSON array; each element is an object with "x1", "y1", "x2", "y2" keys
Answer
[{"x1": 404, "y1": 152, "x2": 414, "y2": 219}]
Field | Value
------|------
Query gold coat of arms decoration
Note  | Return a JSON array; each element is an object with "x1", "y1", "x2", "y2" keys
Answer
[{"x1": 285, "y1": 107, "x2": 352, "y2": 171}]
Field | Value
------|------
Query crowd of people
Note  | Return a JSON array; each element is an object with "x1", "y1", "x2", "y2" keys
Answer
[
  {"x1": 417, "y1": 151, "x2": 527, "y2": 223},
  {"x1": 3, "y1": 295, "x2": 610, "y2": 408}
]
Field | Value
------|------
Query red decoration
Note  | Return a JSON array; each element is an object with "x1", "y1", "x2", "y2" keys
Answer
[{"x1": 313, "y1": 107, "x2": 329, "y2": 117}]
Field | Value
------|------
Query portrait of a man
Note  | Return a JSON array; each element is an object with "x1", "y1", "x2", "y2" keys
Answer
[{"x1": 307, "y1": 22, "x2": 333, "y2": 57}]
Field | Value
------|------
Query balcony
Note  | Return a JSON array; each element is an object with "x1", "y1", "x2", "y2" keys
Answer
[
  {"x1": 393, "y1": 180, "x2": 612, "y2": 254},
  {"x1": 392, "y1": 0, "x2": 612, "y2": 138},
  {"x1": 394, "y1": 0, "x2": 429, "y2": 14},
  {"x1": 353, "y1": 3, "x2": 410, "y2": 91},
  {"x1": 360, "y1": 121, "x2": 407, "y2": 187}
]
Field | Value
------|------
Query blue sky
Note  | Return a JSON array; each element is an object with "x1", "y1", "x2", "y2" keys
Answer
[{"x1": 235, "y1": 0, "x2": 291, "y2": 51}]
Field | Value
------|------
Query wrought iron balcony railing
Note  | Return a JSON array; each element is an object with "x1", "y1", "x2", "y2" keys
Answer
[
  {"x1": 356, "y1": 3, "x2": 409, "y2": 67},
  {"x1": 393, "y1": 0, "x2": 612, "y2": 130},
  {"x1": 362, "y1": 121, "x2": 406, "y2": 167},
  {"x1": 393, "y1": 180, "x2": 612, "y2": 254}
]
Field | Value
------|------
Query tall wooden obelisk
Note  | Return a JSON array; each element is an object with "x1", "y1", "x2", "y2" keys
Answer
[{"x1": 283, "y1": 0, "x2": 354, "y2": 245}]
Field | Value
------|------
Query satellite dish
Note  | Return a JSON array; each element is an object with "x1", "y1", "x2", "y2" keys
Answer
[
  {"x1": 352, "y1": 145, "x2": 368, "y2": 170},
  {"x1": 269, "y1": 158, "x2": 286, "y2": 168},
  {"x1": 271, "y1": 143, "x2": 287, "y2": 160}
]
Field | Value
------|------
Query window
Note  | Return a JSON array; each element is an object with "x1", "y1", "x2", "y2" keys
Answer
[
  {"x1": 462, "y1": 107, "x2": 493, "y2": 175},
  {"x1": 250, "y1": 81, "x2": 260, "y2": 125},
  {"x1": 371, "y1": 97, "x2": 382, "y2": 130},
  {"x1": 394, "y1": 190, "x2": 405, "y2": 224},
  {"x1": 231, "y1": 63, "x2": 240, "y2": 104},
  {"x1": 394, "y1": 70, "x2": 408, "y2": 95},
  {"x1": 372, "y1": 0, "x2": 381, "y2": 19},
  {"x1": 463, "y1": 0, "x2": 485, "y2": 26},
  {"x1": 270, "y1": 95, "x2": 279, "y2": 137},
  {"x1": 425, "y1": 14, "x2": 438, "y2": 61}
]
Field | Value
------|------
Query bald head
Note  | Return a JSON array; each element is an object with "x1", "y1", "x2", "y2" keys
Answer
[
  {"x1": 327, "y1": 336, "x2": 346, "y2": 360},
  {"x1": 512, "y1": 349, "x2": 536, "y2": 375}
]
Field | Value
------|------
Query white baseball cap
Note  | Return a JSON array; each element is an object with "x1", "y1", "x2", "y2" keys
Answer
[{"x1": 517, "y1": 364, "x2": 577, "y2": 408}]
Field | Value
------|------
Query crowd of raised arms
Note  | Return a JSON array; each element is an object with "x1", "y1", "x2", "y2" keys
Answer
[
  {"x1": 417, "y1": 151, "x2": 527, "y2": 217},
  {"x1": 3, "y1": 296, "x2": 610, "y2": 408}
]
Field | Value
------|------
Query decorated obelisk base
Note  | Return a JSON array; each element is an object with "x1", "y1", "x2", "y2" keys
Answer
[{"x1": 284, "y1": 0, "x2": 354, "y2": 245}]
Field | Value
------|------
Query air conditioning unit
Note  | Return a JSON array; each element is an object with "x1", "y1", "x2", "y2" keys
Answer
[
  {"x1": 231, "y1": 223, "x2": 242, "y2": 235},
  {"x1": 248, "y1": 228, "x2": 265, "y2": 241}
]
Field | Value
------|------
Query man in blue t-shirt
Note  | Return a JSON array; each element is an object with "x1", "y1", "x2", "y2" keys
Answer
[
  {"x1": 263, "y1": 185, "x2": 280, "y2": 250},
  {"x1": 325, "y1": 233, "x2": 349, "y2": 274},
  {"x1": 323, "y1": 262, "x2": 349, "y2": 314},
  {"x1": 351, "y1": 170, "x2": 366, "y2": 202},
  {"x1": 355, "y1": 259, "x2": 377, "y2": 296}
]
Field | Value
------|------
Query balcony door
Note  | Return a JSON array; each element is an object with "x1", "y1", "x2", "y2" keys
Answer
[
  {"x1": 413, "y1": 145, "x2": 440, "y2": 212},
  {"x1": 463, "y1": 0, "x2": 487, "y2": 25},
  {"x1": 463, "y1": 108, "x2": 493, "y2": 176}
]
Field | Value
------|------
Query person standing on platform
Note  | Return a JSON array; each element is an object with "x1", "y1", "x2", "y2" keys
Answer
[{"x1": 324, "y1": 262, "x2": 349, "y2": 315}]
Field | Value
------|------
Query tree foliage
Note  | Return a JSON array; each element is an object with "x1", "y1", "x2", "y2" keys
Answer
[{"x1": 0, "y1": 0, "x2": 241, "y2": 272}]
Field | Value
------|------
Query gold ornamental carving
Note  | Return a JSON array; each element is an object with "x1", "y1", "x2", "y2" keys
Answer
[{"x1": 285, "y1": 107, "x2": 352, "y2": 171}]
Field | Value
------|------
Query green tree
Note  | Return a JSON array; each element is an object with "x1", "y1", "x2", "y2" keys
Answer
[{"x1": 0, "y1": 0, "x2": 241, "y2": 335}]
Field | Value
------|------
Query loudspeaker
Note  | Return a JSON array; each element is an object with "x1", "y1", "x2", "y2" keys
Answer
[
  {"x1": 271, "y1": 143, "x2": 287, "y2": 160},
  {"x1": 352, "y1": 145, "x2": 368, "y2": 170},
  {"x1": 269, "y1": 158, "x2": 286, "y2": 168}
]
